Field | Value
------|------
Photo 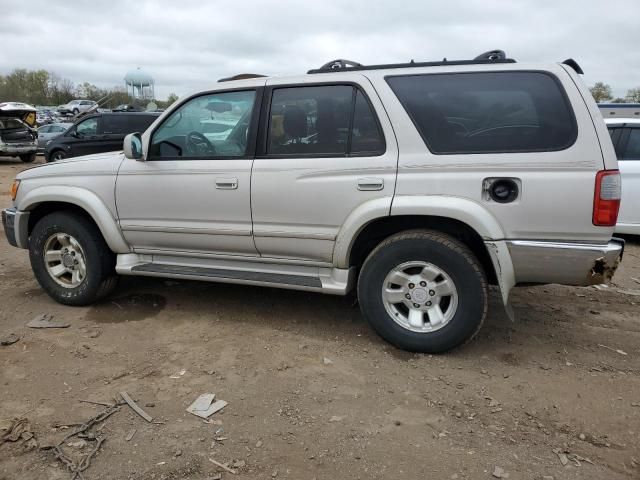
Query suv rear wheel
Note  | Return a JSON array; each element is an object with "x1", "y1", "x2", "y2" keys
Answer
[
  {"x1": 19, "y1": 153, "x2": 36, "y2": 163},
  {"x1": 357, "y1": 230, "x2": 487, "y2": 353},
  {"x1": 29, "y1": 211, "x2": 119, "y2": 306}
]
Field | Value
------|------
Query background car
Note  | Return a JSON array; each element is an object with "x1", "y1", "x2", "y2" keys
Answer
[
  {"x1": 37, "y1": 122, "x2": 72, "y2": 153},
  {"x1": 57, "y1": 99, "x2": 97, "y2": 116},
  {"x1": 605, "y1": 118, "x2": 640, "y2": 235},
  {"x1": 112, "y1": 104, "x2": 144, "y2": 112},
  {"x1": 44, "y1": 112, "x2": 160, "y2": 161}
]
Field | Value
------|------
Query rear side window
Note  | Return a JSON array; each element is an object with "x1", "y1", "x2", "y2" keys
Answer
[
  {"x1": 103, "y1": 115, "x2": 157, "y2": 134},
  {"x1": 386, "y1": 71, "x2": 577, "y2": 154},
  {"x1": 267, "y1": 85, "x2": 384, "y2": 157},
  {"x1": 623, "y1": 128, "x2": 640, "y2": 160}
]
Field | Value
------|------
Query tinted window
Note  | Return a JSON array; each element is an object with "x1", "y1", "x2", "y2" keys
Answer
[
  {"x1": 76, "y1": 117, "x2": 98, "y2": 135},
  {"x1": 150, "y1": 90, "x2": 256, "y2": 158},
  {"x1": 267, "y1": 85, "x2": 384, "y2": 156},
  {"x1": 51, "y1": 125, "x2": 66, "y2": 133},
  {"x1": 351, "y1": 90, "x2": 384, "y2": 154},
  {"x1": 128, "y1": 115, "x2": 157, "y2": 132},
  {"x1": 386, "y1": 72, "x2": 577, "y2": 154},
  {"x1": 103, "y1": 116, "x2": 128, "y2": 134},
  {"x1": 39, "y1": 126, "x2": 51, "y2": 134},
  {"x1": 623, "y1": 128, "x2": 640, "y2": 160}
]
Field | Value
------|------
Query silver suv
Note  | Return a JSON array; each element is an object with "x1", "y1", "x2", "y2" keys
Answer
[{"x1": 2, "y1": 51, "x2": 624, "y2": 352}]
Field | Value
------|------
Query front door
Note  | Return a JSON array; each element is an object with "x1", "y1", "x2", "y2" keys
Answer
[
  {"x1": 251, "y1": 75, "x2": 398, "y2": 263},
  {"x1": 73, "y1": 116, "x2": 103, "y2": 157},
  {"x1": 115, "y1": 87, "x2": 262, "y2": 257}
]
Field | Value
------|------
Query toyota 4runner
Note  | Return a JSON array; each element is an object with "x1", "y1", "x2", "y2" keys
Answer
[{"x1": 2, "y1": 51, "x2": 624, "y2": 352}]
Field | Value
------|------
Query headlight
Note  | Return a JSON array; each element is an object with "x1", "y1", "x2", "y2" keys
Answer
[{"x1": 10, "y1": 180, "x2": 20, "y2": 201}]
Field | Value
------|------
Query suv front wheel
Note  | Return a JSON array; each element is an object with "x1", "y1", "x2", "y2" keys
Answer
[
  {"x1": 29, "y1": 211, "x2": 119, "y2": 306},
  {"x1": 357, "y1": 230, "x2": 488, "y2": 353}
]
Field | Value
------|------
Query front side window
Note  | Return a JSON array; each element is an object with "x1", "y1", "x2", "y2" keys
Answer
[
  {"x1": 267, "y1": 85, "x2": 384, "y2": 156},
  {"x1": 623, "y1": 128, "x2": 640, "y2": 160},
  {"x1": 386, "y1": 71, "x2": 577, "y2": 154},
  {"x1": 150, "y1": 90, "x2": 256, "y2": 159},
  {"x1": 76, "y1": 117, "x2": 98, "y2": 135}
]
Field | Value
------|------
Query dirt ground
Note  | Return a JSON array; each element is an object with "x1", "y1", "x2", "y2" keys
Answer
[{"x1": 0, "y1": 155, "x2": 639, "y2": 480}]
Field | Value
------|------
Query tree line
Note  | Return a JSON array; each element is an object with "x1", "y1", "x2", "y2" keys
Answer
[
  {"x1": 0, "y1": 68, "x2": 178, "y2": 109},
  {"x1": 589, "y1": 82, "x2": 640, "y2": 103}
]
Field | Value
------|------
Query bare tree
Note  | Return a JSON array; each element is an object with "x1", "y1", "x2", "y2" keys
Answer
[{"x1": 589, "y1": 82, "x2": 613, "y2": 103}]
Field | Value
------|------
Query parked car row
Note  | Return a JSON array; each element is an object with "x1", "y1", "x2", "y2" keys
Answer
[{"x1": 43, "y1": 112, "x2": 159, "y2": 161}]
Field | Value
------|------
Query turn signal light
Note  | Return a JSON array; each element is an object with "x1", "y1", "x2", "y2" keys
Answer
[
  {"x1": 593, "y1": 170, "x2": 621, "y2": 226},
  {"x1": 10, "y1": 180, "x2": 20, "y2": 201}
]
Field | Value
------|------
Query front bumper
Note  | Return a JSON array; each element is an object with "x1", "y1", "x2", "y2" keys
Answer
[
  {"x1": 507, "y1": 238, "x2": 624, "y2": 286},
  {"x1": 2, "y1": 208, "x2": 29, "y2": 249}
]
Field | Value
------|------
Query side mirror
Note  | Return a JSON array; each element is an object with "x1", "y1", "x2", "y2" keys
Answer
[{"x1": 123, "y1": 132, "x2": 144, "y2": 160}]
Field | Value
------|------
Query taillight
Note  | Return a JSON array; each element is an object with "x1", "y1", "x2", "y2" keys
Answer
[{"x1": 593, "y1": 170, "x2": 621, "y2": 226}]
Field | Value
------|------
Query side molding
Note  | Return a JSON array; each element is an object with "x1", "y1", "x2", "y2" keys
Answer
[{"x1": 17, "y1": 186, "x2": 130, "y2": 253}]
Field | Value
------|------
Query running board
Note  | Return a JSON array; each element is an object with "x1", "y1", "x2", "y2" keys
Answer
[{"x1": 116, "y1": 254, "x2": 353, "y2": 295}]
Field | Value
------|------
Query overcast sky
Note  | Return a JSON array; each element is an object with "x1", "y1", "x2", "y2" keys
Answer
[{"x1": 1, "y1": 0, "x2": 638, "y2": 100}]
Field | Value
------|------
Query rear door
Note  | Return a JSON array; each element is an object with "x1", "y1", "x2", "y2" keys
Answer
[{"x1": 251, "y1": 74, "x2": 398, "y2": 263}]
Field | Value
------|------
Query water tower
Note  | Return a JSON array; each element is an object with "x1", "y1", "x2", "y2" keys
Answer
[{"x1": 124, "y1": 67, "x2": 155, "y2": 100}]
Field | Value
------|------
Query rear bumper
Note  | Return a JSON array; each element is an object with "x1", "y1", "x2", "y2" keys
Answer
[
  {"x1": 507, "y1": 239, "x2": 624, "y2": 286},
  {"x1": 0, "y1": 143, "x2": 37, "y2": 155},
  {"x1": 1, "y1": 208, "x2": 29, "y2": 249}
]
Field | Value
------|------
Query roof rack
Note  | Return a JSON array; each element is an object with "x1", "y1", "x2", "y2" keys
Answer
[
  {"x1": 307, "y1": 49, "x2": 515, "y2": 74},
  {"x1": 218, "y1": 73, "x2": 266, "y2": 83}
]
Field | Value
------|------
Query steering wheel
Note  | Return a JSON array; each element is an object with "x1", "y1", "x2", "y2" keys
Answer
[{"x1": 185, "y1": 131, "x2": 216, "y2": 156}]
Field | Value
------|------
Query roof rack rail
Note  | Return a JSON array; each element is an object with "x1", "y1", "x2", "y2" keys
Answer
[
  {"x1": 308, "y1": 50, "x2": 515, "y2": 74},
  {"x1": 218, "y1": 73, "x2": 266, "y2": 83}
]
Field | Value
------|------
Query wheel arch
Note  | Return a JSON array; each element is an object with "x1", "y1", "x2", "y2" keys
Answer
[
  {"x1": 347, "y1": 215, "x2": 498, "y2": 285},
  {"x1": 333, "y1": 195, "x2": 515, "y2": 305},
  {"x1": 20, "y1": 187, "x2": 129, "y2": 253}
]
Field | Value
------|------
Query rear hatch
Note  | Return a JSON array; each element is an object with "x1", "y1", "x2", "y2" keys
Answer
[{"x1": 0, "y1": 102, "x2": 38, "y2": 143}]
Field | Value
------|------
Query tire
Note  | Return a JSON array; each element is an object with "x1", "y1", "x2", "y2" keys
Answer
[
  {"x1": 50, "y1": 150, "x2": 66, "y2": 162},
  {"x1": 357, "y1": 230, "x2": 487, "y2": 353},
  {"x1": 29, "y1": 211, "x2": 119, "y2": 306},
  {"x1": 72, "y1": 108, "x2": 79, "y2": 115},
  {"x1": 19, "y1": 153, "x2": 36, "y2": 163}
]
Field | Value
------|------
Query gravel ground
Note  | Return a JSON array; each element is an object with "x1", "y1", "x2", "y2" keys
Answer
[{"x1": 1, "y1": 155, "x2": 639, "y2": 480}]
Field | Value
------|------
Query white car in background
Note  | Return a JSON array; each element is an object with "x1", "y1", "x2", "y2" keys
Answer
[
  {"x1": 58, "y1": 99, "x2": 97, "y2": 116},
  {"x1": 605, "y1": 118, "x2": 640, "y2": 235}
]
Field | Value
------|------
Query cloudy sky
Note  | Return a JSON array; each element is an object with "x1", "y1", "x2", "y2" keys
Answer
[{"x1": 1, "y1": 0, "x2": 638, "y2": 100}]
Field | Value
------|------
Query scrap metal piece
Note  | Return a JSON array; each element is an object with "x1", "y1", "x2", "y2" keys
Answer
[{"x1": 119, "y1": 392, "x2": 153, "y2": 423}]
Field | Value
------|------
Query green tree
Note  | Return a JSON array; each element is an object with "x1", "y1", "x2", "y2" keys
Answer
[
  {"x1": 166, "y1": 92, "x2": 179, "y2": 106},
  {"x1": 589, "y1": 82, "x2": 613, "y2": 103},
  {"x1": 625, "y1": 88, "x2": 640, "y2": 103},
  {"x1": 610, "y1": 97, "x2": 627, "y2": 103}
]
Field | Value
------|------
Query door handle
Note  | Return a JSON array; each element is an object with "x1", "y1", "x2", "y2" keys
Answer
[
  {"x1": 215, "y1": 177, "x2": 238, "y2": 190},
  {"x1": 357, "y1": 177, "x2": 384, "y2": 191}
]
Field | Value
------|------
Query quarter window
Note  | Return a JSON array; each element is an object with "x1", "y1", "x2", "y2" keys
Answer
[
  {"x1": 386, "y1": 72, "x2": 577, "y2": 154},
  {"x1": 267, "y1": 85, "x2": 384, "y2": 156},
  {"x1": 150, "y1": 90, "x2": 256, "y2": 159}
]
